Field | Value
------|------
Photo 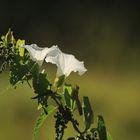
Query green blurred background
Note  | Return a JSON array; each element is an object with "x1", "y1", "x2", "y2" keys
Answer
[{"x1": 0, "y1": 1, "x2": 140, "y2": 140}]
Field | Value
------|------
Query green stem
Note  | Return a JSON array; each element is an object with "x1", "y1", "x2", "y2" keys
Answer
[
  {"x1": 71, "y1": 118, "x2": 82, "y2": 135},
  {"x1": 51, "y1": 92, "x2": 62, "y2": 107}
]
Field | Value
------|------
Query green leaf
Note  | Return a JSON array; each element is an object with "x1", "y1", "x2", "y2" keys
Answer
[
  {"x1": 32, "y1": 105, "x2": 57, "y2": 140},
  {"x1": 1, "y1": 35, "x2": 5, "y2": 41},
  {"x1": 37, "y1": 103, "x2": 42, "y2": 110},
  {"x1": 64, "y1": 84, "x2": 72, "y2": 107},
  {"x1": 107, "y1": 131, "x2": 113, "y2": 140},
  {"x1": 72, "y1": 85, "x2": 82, "y2": 115},
  {"x1": 16, "y1": 39, "x2": 25, "y2": 57},
  {"x1": 31, "y1": 63, "x2": 40, "y2": 77},
  {"x1": 97, "y1": 115, "x2": 107, "y2": 140},
  {"x1": 5, "y1": 29, "x2": 15, "y2": 44},
  {"x1": 64, "y1": 84, "x2": 76, "y2": 111},
  {"x1": 82, "y1": 96, "x2": 93, "y2": 130},
  {"x1": 64, "y1": 84, "x2": 73, "y2": 94},
  {"x1": 54, "y1": 75, "x2": 65, "y2": 88},
  {"x1": 9, "y1": 56, "x2": 34, "y2": 86},
  {"x1": 32, "y1": 72, "x2": 50, "y2": 94},
  {"x1": 54, "y1": 92, "x2": 62, "y2": 100},
  {"x1": 64, "y1": 88, "x2": 71, "y2": 108}
]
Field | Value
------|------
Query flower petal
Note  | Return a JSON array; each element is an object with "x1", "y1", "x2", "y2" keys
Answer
[
  {"x1": 56, "y1": 53, "x2": 87, "y2": 77},
  {"x1": 21, "y1": 44, "x2": 87, "y2": 77},
  {"x1": 45, "y1": 46, "x2": 87, "y2": 77},
  {"x1": 21, "y1": 44, "x2": 49, "y2": 66},
  {"x1": 45, "y1": 45, "x2": 61, "y2": 65}
]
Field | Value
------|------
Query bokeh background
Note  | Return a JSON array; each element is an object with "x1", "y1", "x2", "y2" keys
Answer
[{"x1": 0, "y1": 0, "x2": 140, "y2": 140}]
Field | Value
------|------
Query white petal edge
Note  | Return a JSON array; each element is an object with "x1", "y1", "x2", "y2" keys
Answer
[{"x1": 45, "y1": 46, "x2": 87, "y2": 77}]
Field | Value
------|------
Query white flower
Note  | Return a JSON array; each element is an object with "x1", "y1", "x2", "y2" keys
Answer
[
  {"x1": 20, "y1": 44, "x2": 57, "y2": 66},
  {"x1": 45, "y1": 45, "x2": 87, "y2": 77},
  {"x1": 21, "y1": 44, "x2": 87, "y2": 77}
]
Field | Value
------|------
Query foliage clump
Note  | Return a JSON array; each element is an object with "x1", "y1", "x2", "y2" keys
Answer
[{"x1": 0, "y1": 30, "x2": 112, "y2": 140}]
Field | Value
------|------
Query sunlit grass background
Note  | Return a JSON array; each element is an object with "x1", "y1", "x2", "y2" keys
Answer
[{"x1": 0, "y1": 1, "x2": 140, "y2": 140}]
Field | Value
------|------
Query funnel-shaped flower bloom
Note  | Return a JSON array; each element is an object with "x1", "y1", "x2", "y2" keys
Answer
[
  {"x1": 20, "y1": 44, "x2": 57, "y2": 66},
  {"x1": 21, "y1": 44, "x2": 87, "y2": 77},
  {"x1": 45, "y1": 45, "x2": 87, "y2": 77}
]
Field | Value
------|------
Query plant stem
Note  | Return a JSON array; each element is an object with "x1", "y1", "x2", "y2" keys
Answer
[
  {"x1": 52, "y1": 91, "x2": 86, "y2": 139},
  {"x1": 71, "y1": 118, "x2": 82, "y2": 134},
  {"x1": 51, "y1": 93, "x2": 62, "y2": 107}
]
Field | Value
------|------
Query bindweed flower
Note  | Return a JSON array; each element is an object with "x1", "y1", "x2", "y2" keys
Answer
[
  {"x1": 21, "y1": 44, "x2": 87, "y2": 77},
  {"x1": 45, "y1": 45, "x2": 87, "y2": 77},
  {"x1": 20, "y1": 44, "x2": 57, "y2": 66}
]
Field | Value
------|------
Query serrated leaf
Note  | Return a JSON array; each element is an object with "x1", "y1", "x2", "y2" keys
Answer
[
  {"x1": 32, "y1": 105, "x2": 57, "y2": 140},
  {"x1": 97, "y1": 115, "x2": 107, "y2": 140},
  {"x1": 82, "y1": 96, "x2": 93, "y2": 130}
]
